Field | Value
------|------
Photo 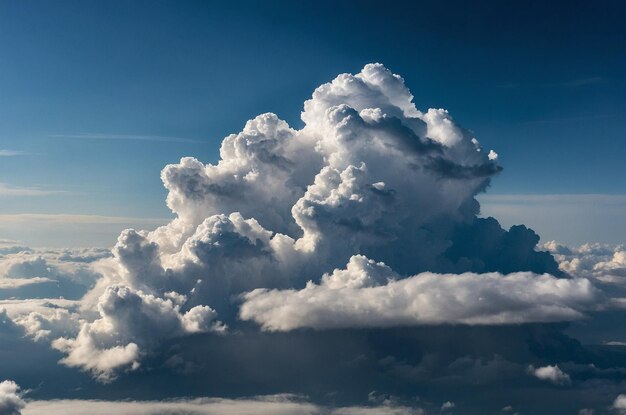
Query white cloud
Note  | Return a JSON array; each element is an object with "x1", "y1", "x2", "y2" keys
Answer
[
  {"x1": 528, "y1": 364, "x2": 571, "y2": 385},
  {"x1": 21, "y1": 395, "x2": 426, "y2": 415},
  {"x1": 240, "y1": 255, "x2": 597, "y2": 331},
  {"x1": 0, "y1": 380, "x2": 25, "y2": 415},
  {"x1": 0, "y1": 214, "x2": 168, "y2": 225},
  {"x1": 542, "y1": 241, "x2": 626, "y2": 284},
  {"x1": 0, "y1": 184, "x2": 65, "y2": 197},
  {"x1": 614, "y1": 394, "x2": 626, "y2": 411},
  {"x1": 22, "y1": 63, "x2": 586, "y2": 380},
  {"x1": 52, "y1": 284, "x2": 225, "y2": 381},
  {"x1": 49, "y1": 133, "x2": 201, "y2": 143},
  {"x1": 0, "y1": 150, "x2": 24, "y2": 157},
  {"x1": 0, "y1": 248, "x2": 104, "y2": 300}
]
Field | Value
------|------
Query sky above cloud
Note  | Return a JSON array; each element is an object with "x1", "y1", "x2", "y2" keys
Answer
[
  {"x1": 0, "y1": 1, "x2": 626, "y2": 414},
  {"x1": 1, "y1": 0, "x2": 626, "y2": 247}
]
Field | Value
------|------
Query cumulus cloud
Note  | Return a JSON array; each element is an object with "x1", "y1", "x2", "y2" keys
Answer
[
  {"x1": 614, "y1": 394, "x2": 626, "y2": 412},
  {"x1": 528, "y1": 364, "x2": 571, "y2": 385},
  {"x1": 52, "y1": 284, "x2": 225, "y2": 381},
  {"x1": 0, "y1": 380, "x2": 25, "y2": 415},
  {"x1": 26, "y1": 63, "x2": 590, "y2": 380},
  {"x1": 543, "y1": 241, "x2": 626, "y2": 284},
  {"x1": 0, "y1": 247, "x2": 105, "y2": 300}
]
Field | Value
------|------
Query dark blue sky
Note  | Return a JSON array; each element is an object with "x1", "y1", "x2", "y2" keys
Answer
[{"x1": 1, "y1": 0, "x2": 625, "y2": 245}]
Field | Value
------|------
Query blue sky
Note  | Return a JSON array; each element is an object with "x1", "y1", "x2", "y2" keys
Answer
[{"x1": 1, "y1": 0, "x2": 625, "y2": 246}]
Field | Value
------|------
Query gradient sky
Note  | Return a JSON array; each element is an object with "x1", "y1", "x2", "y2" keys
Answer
[{"x1": 1, "y1": 0, "x2": 625, "y2": 246}]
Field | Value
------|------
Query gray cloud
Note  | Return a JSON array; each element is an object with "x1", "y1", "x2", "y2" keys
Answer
[{"x1": 0, "y1": 380, "x2": 25, "y2": 415}]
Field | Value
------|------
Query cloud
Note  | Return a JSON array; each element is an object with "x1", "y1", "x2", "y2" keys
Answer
[
  {"x1": 21, "y1": 395, "x2": 428, "y2": 415},
  {"x1": 0, "y1": 214, "x2": 168, "y2": 225},
  {"x1": 52, "y1": 284, "x2": 225, "y2": 381},
  {"x1": 0, "y1": 216, "x2": 170, "y2": 249},
  {"x1": 528, "y1": 365, "x2": 571, "y2": 385},
  {"x1": 614, "y1": 394, "x2": 626, "y2": 412},
  {"x1": 0, "y1": 184, "x2": 65, "y2": 197},
  {"x1": 0, "y1": 277, "x2": 54, "y2": 289},
  {"x1": 543, "y1": 241, "x2": 626, "y2": 284},
  {"x1": 0, "y1": 150, "x2": 24, "y2": 157},
  {"x1": 239, "y1": 255, "x2": 597, "y2": 331},
  {"x1": 0, "y1": 248, "x2": 105, "y2": 300},
  {"x1": 48, "y1": 133, "x2": 201, "y2": 143},
  {"x1": 21, "y1": 63, "x2": 592, "y2": 382},
  {"x1": 0, "y1": 380, "x2": 25, "y2": 415}
]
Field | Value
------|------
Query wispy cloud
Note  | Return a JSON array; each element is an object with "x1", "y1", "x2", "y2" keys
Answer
[
  {"x1": 49, "y1": 133, "x2": 202, "y2": 143},
  {"x1": 0, "y1": 183, "x2": 66, "y2": 197},
  {"x1": 0, "y1": 150, "x2": 25, "y2": 156},
  {"x1": 0, "y1": 213, "x2": 169, "y2": 224},
  {"x1": 480, "y1": 193, "x2": 626, "y2": 205}
]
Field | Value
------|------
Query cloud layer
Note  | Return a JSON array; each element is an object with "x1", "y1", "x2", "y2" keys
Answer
[{"x1": 240, "y1": 255, "x2": 596, "y2": 331}]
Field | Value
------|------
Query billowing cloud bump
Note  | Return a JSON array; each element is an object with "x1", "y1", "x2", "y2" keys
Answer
[{"x1": 52, "y1": 284, "x2": 224, "y2": 381}]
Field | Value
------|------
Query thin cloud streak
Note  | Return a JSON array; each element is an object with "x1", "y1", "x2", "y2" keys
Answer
[
  {"x1": 0, "y1": 213, "x2": 169, "y2": 224},
  {"x1": 49, "y1": 133, "x2": 202, "y2": 144},
  {"x1": 0, "y1": 184, "x2": 66, "y2": 197},
  {"x1": 480, "y1": 193, "x2": 626, "y2": 205},
  {"x1": 0, "y1": 150, "x2": 25, "y2": 156}
]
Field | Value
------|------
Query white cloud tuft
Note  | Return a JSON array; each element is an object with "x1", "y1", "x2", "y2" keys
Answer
[
  {"x1": 528, "y1": 364, "x2": 571, "y2": 385},
  {"x1": 0, "y1": 380, "x2": 25, "y2": 415},
  {"x1": 614, "y1": 394, "x2": 626, "y2": 412}
]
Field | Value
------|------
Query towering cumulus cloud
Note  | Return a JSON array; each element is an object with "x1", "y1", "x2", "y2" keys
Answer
[{"x1": 38, "y1": 64, "x2": 594, "y2": 379}]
